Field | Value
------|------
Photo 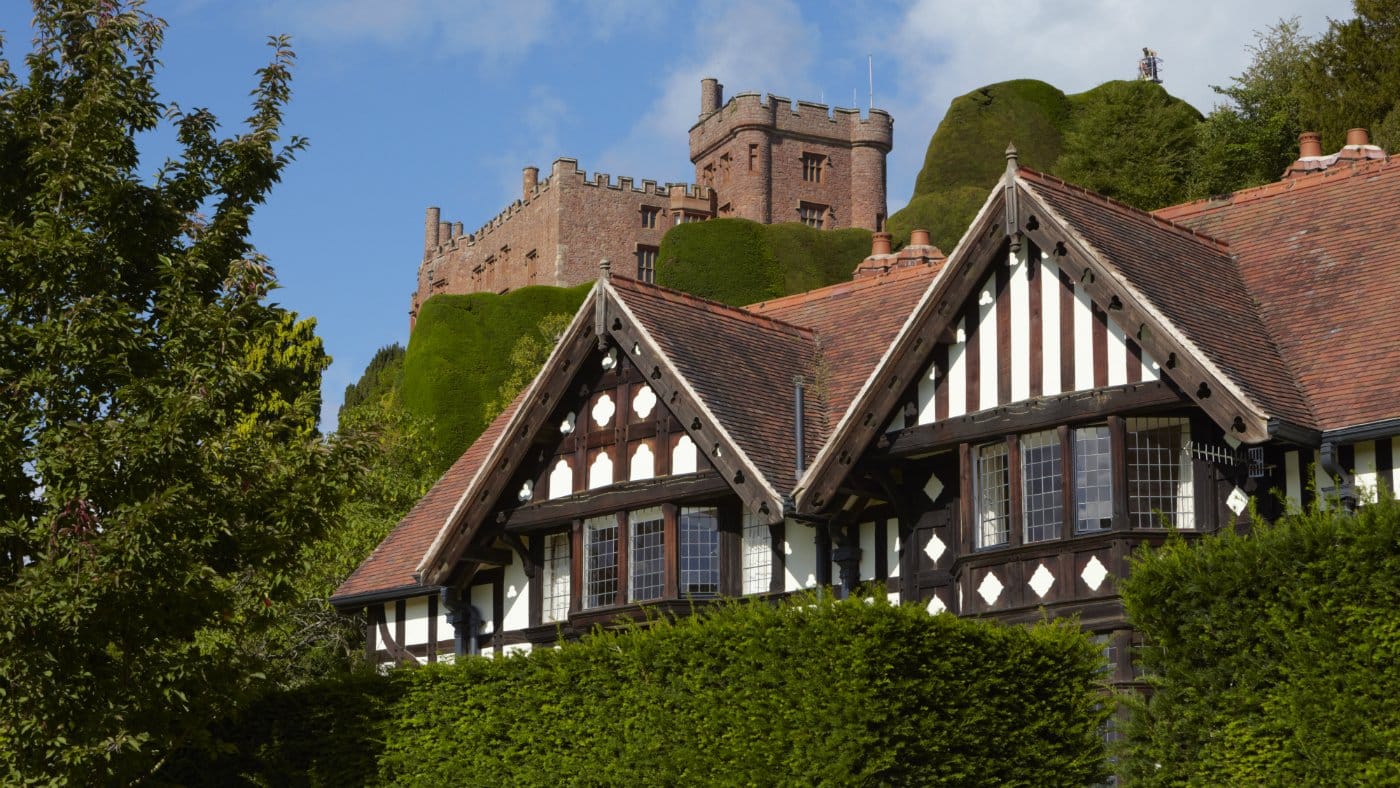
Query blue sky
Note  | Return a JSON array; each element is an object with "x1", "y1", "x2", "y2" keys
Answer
[{"x1": 0, "y1": 0, "x2": 1351, "y2": 428}]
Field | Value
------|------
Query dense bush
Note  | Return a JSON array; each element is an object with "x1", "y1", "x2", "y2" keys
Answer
[
  {"x1": 657, "y1": 218, "x2": 872, "y2": 306},
  {"x1": 402, "y1": 284, "x2": 591, "y2": 468},
  {"x1": 1119, "y1": 495, "x2": 1400, "y2": 783},
  {"x1": 178, "y1": 596, "x2": 1109, "y2": 785}
]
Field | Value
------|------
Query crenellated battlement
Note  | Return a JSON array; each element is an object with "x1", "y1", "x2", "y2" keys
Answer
[{"x1": 690, "y1": 88, "x2": 893, "y2": 161}]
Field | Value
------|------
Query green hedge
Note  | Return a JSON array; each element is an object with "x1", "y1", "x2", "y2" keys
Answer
[
  {"x1": 176, "y1": 596, "x2": 1108, "y2": 785},
  {"x1": 1119, "y1": 495, "x2": 1400, "y2": 783},
  {"x1": 402, "y1": 283, "x2": 591, "y2": 467},
  {"x1": 657, "y1": 219, "x2": 871, "y2": 306}
]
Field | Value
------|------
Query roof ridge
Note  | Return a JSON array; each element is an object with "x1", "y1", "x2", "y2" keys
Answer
[
  {"x1": 1018, "y1": 167, "x2": 1230, "y2": 253},
  {"x1": 609, "y1": 274, "x2": 816, "y2": 339},
  {"x1": 746, "y1": 263, "x2": 934, "y2": 312},
  {"x1": 1155, "y1": 154, "x2": 1400, "y2": 221}
]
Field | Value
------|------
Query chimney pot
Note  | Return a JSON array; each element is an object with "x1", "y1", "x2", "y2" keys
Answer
[
  {"x1": 1346, "y1": 128, "x2": 1370, "y2": 146},
  {"x1": 910, "y1": 229, "x2": 932, "y2": 247},
  {"x1": 871, "y1": 232, "x2": 892, "y2": 256},
  {"x1": 1299, "y1": 132, "x2": 1323, "y2": 158},
  {"x1": 522, "y1": 166, "x2": 539, "y2": 199}
]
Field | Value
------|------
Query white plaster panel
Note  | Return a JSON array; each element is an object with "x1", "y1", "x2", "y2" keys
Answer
[
  {"x1": 591, "y1": 392, "x2": 615, "y2": 427},
  {"x1": 947, "y1": 314, "x2": 967, "y2": 418},
  {"x1": 402, "y1": 596, "x2": 431, "y2": 650},
  {"x1": 630, "y1": 442, "x2": 655, "y2": 481},
  {"x1": 886, "y1": 591, "x2": 901, "y2": 605},
  {"x1": 1106, "y1": 316, "x2": 1128, "y2": 386},
  {"x1": 374, "y1": 602, "x2": 387, "y2": 651},
  {"x1": 470, "y1": 584, "x2": 494, "y2": 635},
  {"x1": 588, "y1": 451, "x2": 613, "y2": 489},
  {"x1": 1355, "y1": 441, "x2": 1378, "y2": 504},
  {"x1": 1009, "y1": 246, "x2": 1031, "y2": 403},
  {"x1": 1394, "y1": 441, "x2": 1400, "y2": 497},
  {"x1": 548, "y1": 458, "x2": 572, "y2": 500},
  {"x1": 886, "y1": 520, "x2": 900, "y2": 579},
  {"x1": 1285, "y1": 450, "x2": 1301, "y2": 509},
  {"x1": 858, "y1": 521, "x2": 876, "y2": 582},
  {"x1": 1073, "y1": 285, "x2": 1095, "y2": 392},
  {"x1": 503, "y1": 560, "x2": 531, "y2": 633},
  {"x1": 1314, "y1": 449, "x2": 1334, "y2": 506},
  {"x1": 978, "y1": 271, "x2": 998, "y2": 412},
  {"x1": 1141, "y1": 347, "x2": 1161, "y2": 381},
  {"x1": 916, "y1": 360, "x2": 937, "y2": 425},
  {"x1": 1040, "y1": 255, "x2": 1062, "y2": 397},
  {"x1": 672, "y1": 435, "x2": 697, "y2": 475},
  {"x1": 632, "y1": 385, "x2": 657, "y2": 420},
  {"x1": 783, "y1": 518, "x2": 819, "y2": 592},
  {"x1": 503, "y1": 643, "x2": 532, "y2": 657}
]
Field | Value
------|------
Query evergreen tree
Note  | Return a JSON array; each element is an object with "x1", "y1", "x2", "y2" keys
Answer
[{"x1": 0, "y1": 2, "x2": 346, "y2": 780}]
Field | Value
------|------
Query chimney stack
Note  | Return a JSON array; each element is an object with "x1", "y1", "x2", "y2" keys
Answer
[
  {"x1": 700, "y1": 78, "x2": 723, "y2": 117},
  {"x1": 1299, "y1": 132, "x2": 1323, "y2": 158},
  {"x1": 871, "y1": 232, "x2": 892, "y2": 256},
  {"x1": 522, "y1": 166, "x2": 539, "y2": 200}
]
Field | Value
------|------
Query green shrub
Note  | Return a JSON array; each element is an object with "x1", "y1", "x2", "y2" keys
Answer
[
  {"x1": 657, "y1": 219, "x2": 871, "y2": 306},
  {"x1": 402, "y1": 284, "x2": 591, "y2": 468},
  {"x1": 181, "y1": 596, "x2": 1109, "y2": 785},
  {"x1": 1119, "y1": 495, "x2": 1400, "y2": 783}
]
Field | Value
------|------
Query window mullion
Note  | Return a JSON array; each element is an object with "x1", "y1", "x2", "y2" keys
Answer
[
  {"x1": 1058, "y1": 425, "x2": 1073, "y2": 540},
  {"x1": 1007, "y1": 434, "x2": 1023, "y2": 548},
  {"x1": 663, "y1": 503, "x2": 678, "y2": 599},
  {"x1": 1108, "y1": 415, "x2": 1128, "y2": 532},
  {"x1": 614, "y1": 510, "x2": 629, "y2": 607}
]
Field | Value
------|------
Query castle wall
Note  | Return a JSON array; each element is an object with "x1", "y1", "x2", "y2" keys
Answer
[
  {"x1": 552, "y1": 161, "x2": 674, "y2": 286},
  {"x1": 689, "y1": 90, "x2": 892, "y2": 231}
]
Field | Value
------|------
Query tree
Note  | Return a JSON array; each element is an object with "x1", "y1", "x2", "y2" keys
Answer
[
  {"x1": 1188, "y1": 17, "x2": 1316, "y2": 197},
  {"x1": 1305, "y1": 0, "x2": 1400, "y2": 150},
  {"x1": 485, "y1": 312, "x2": 574, "y2": 424},
  {"x1": 0, "y1": 2, "x2": 345, "y2": 780}
]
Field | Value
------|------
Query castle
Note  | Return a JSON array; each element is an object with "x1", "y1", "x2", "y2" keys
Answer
[{"x1": 410, "y1": 79, "x2": 893, "y2": 328}]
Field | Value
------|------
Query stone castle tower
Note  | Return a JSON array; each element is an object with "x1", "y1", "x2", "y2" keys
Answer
[{"x1": 411, "y1": 80, "x2": 892, "y2": 329}]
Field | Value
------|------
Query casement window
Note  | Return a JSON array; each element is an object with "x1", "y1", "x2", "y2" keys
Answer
[
  {"x1": 975, "y1": 442, "x2": 1011, "y2": 548},
  {"x1": 628, "y1": 507, "x2": 665, "y2": 602},
  {"x1": 541, "y1": 531, "x2": 571, "y2": 623},
  {"x1": 971, "y1": 417, "x2": 1194, "y2": 550},
  {"x1": 801, "y1": 153, "x2": 825, "y2": 183},
  {"x1": 583, "y1": 516, "x2": 619, "y2": 609},
  {"x1": 740, "y1": 510, "x2": 772, "y2": 595},
  {"x1": 636, "y1": 246, "x2": 657, "y2": 284},
  {"x1": 798, "y1": 202, "x2": 827, "y2": 229},
  {"x1": 679, "y1": 506, "x2": 720, "y2": 597},
  {"x1": 641, "y1": 206, "x2": 661, "y2": 229},
  {"x1": 1126, "y1": 417, "x2": 1194, "y2": 528},
  {"x1": 1020, "y1": 430, "x2": 1062, "y2": 543},
  {"x1": 1074, "y1": 426, "x2": 1114, "y2": 533}
]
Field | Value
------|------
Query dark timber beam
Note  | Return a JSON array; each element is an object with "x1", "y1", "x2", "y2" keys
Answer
[
  {"x1": 873, "y1": 381, "x2": 1186, "y2": 458},
  {"x1": 499, "y1": 471, "x2": 730, "y2": 533},
  {"x1": 460, "y1": 546, "x2": 514, "y2": 566}
]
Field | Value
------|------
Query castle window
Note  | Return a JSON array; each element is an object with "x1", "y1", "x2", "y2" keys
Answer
[
  {"x1": 798, "y1": 202, "x2": 827, "y2": 229},
  {"x1": 749, "y1": 144, "x2": 758, "y2": 171},
  {"x1": 801, "y1": 153, "x2": 825, "y2": 183},
  {"x1": 636, "y1": 245, "x2": 658, "y2": 284},
  {"x1": 641, "y1": 206, "x2": 660, "y2": 229}
]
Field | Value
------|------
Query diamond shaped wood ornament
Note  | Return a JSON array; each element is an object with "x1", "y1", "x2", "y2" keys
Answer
[
  {"x1": 1226, "y1": 486, "x2": 1249, "y2": 516},
  {"x1": 923, "y1": 533, "x2": 946, "y2": 563},
  {"x1": 1028, "y1": 563, "x2": 1055, "y2": 598},
  {"x1": 1081, "y1": 555, "x2": 1109, "y2": 591},
  {"x1": 923, "y1": 471, "x2": 945, "y2": 504},
  {"x1": 925, "y1": 595, "x2": 946, "y2": 615},
  {"x1": 977, "y1": 572, "x2": 1004, "y2": 605}
]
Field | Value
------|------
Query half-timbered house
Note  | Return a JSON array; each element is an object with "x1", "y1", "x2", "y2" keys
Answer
[{"x1": 334, "y1": 129, "x2": 1400, "y2": 688}]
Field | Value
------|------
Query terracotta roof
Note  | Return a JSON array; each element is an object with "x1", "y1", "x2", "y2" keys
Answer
[
  {"x1": 748, "y1": 262, "x2": 943, "y2": 443},
  {"x1": 332, "y1": 393, "x2": 523, "y2": 604},
  {"x1": 609, "y1": 275, "x2": 820, "y2": 492},
  {"x1": 1155, "y1": 157, "x2": 1400, "y2": 431},
  {"x1": 1018, "y1": 168, "x2": 1315, "y2": 428}
]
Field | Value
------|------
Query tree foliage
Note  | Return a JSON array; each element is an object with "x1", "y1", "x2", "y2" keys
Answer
[
  {"x1": 0, "y1": 2, "x2": 344, "y2": 780},
  {"x1": 1118, "y1": 495, "x2": 1400, "y2": 782},
  {"x1": 1305, "y1": 0, "x2": 1400, "y2": 151}
]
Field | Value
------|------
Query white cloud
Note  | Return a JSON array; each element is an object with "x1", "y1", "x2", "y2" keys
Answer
[{"x1": 596, "y1": 0, "x2": 823, "y2": 183}]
